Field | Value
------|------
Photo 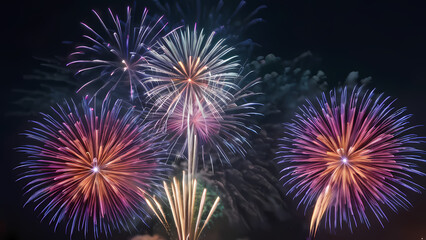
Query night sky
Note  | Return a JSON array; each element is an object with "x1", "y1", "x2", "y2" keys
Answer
[{"x1": 1, "y1": 0, "x2": 426, "y2": 239}]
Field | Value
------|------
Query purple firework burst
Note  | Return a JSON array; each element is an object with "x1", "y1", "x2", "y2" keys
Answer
[
  {"x1": 17, "y1": 97, "x2": 168, "y2": 238},
  {"x1": 278, "y1": 86, "x2": 425, "y2": 236},
  {"x1": 68, "y1": 7, "x2": 173, "y2": 101}
]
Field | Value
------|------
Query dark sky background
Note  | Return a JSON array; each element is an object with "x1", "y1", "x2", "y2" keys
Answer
[{"x1": 1, "y1": 0, "x2": 426, "y2": 240}]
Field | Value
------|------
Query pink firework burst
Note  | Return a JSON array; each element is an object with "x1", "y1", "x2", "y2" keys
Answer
[
  {"x1": 149, "y1": 73, "x2": 260, "y2": 164},
  {"x1": 165, "y1": 100, "x2": 221, "y2": 144},
  {"x1": 17, "y1": 97, "x2": 168, "y2": 238},
  {"x1": 278, "y1": 87, "x2": 425, "y2": 236}
]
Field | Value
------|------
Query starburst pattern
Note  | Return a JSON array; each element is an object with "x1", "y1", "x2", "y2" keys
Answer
[
  {"x1": 17, "y1": 97, "x2": 168, "y2": 238},
  {"x1": 145, "y1": 26, "x2": 240, "y2": 122},
  {"x1": 278, "y1": 87, "x2": 425, "y2": 236},
  {"x1": 144, "y1": 26, "x2": 257, "y2": 164},
  {"x1": 68, "y1": 7, "x2": 171, "y2": 101}
]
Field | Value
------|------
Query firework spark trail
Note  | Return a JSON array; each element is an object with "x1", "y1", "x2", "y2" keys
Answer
[
  {"x1": 145, "y1": 173, "x2": 220, "y2": 240},
  {"x1": 278, "y1": 86, "x2": 425, "y2": 236},
  {"x1": 17, "y1": 97, "x2": 168, "y2": 238},
  {"x1": 68, "y1": 7, "x2": 173, "y2": 101},
  {"x1": 144, "y1": 130, "x2": 220, "y2": 240}
]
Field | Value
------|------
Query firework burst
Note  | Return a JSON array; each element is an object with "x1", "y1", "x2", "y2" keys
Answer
[
  {"x1": 17, "y1": 97, "x2": 168, "y2": 238},
  {"x1": 144, "y1": 26, "x2": 258, "y2": 164},
  {"x1": 145, "y1": 26, "x2": 240, "y2": 122},
  {"x1": 278, "y1": 87, "x2": 424, "y2": 236},
  {"x1": 68, "y1": 7, "x2": 171, "y2": 101}
]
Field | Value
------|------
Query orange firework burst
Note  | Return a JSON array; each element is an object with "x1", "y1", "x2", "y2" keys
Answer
[
  {"x1": 17, "y1": 97, "x2": 168, "y2": 238},
  {"x1": 279, "y1": 87, "x2": 425, "y2": 236}
]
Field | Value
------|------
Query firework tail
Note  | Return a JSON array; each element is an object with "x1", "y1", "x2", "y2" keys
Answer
[
  {"x1": 145, "y1": 172, "x2": 220, "y2": 240},
  {"x1": 144, "y1": 129, "x2": 220, "y2": 240}
]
